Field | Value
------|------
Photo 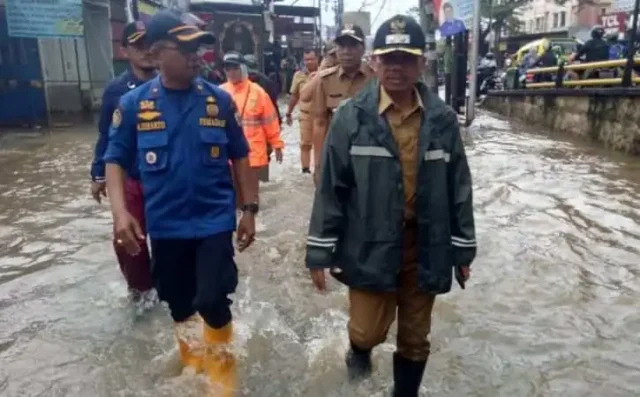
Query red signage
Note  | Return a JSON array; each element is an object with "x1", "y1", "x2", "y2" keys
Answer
[{"x1": 600, "y1": 12, "x2": 627, "y2": 34}]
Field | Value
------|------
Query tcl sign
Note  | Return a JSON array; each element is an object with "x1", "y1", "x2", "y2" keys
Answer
[{"x1": 600, "y1": 12, "x2": 628, "y2": 33}]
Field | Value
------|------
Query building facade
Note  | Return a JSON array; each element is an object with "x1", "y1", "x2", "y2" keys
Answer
[{"x1": 519, "y1": 0, "x2": 611, "y2": 36}]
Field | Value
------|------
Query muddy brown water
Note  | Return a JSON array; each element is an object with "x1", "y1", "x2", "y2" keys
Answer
[{"x1": 0, "y1": 111, "x2": 639, "y2": 397}]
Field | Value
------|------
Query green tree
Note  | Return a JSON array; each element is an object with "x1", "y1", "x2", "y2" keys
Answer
[{"x1": 479, "y1": 0, "x2": 529, "y2": 53}]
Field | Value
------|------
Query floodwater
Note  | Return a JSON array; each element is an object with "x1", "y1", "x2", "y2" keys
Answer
[{"x1": 1, "y1": 110, "x2": 639, "y2": 397}]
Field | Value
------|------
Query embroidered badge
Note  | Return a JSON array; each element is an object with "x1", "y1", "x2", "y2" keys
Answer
[
  {"x1": 390, "y1": 17, "x2": 406, "y2": 34},
  {"x1": 137, "y1": 111, "x2": 162, "y2": 121},
  {"x1": 210, "y1": 146, "x2": 220, "y2": 158},
  {"x1": 206, "y1": 104, "x2": 219, "y2": 117},
  {"x1": 112, "y1": 109, "x2": 122, "y2": 128},
  {"x1": 199, "y1": 117, "x2": 226, "y2": 127},
  {"x1": 206, "y1": 96, "x2": 216, "y2": 103},
  {"x1": 139, "y1": 100, "x2": 155, "y2": 111},
  {"x1": 137, "y1": 121, "x2": 166, "y2": 131},
  {"x1": 145, "y1": 151, "x2": 157, "y2": 165}
]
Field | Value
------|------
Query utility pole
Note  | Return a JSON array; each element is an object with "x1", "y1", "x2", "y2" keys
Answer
[
  {"x1": 466, "y1": 0, "x2": 481, "y2": 126},
  {"x1": 419, "y1": 0, "x2": 438, "y2": 93},
  {"x1": 335, "y1": 0, "x2": 344, "y2": 28}
]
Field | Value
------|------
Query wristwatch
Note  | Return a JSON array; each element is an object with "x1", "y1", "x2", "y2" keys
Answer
[{"x1": 242, "y1": 203, "x2": 259, "y2": 214}]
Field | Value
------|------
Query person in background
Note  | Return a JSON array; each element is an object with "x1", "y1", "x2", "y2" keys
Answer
[
  {"x1": 530, "y1": 43, "x2": 557, "y2": 82},
  {"x1": 607, "y1": 33, "x2": 624, "y2": 60},
  {"x1": 306, "y1": 15, "x2": 476, "y2": 396},
  {"x1": 285, "y1": 48, "x2": 320, "y2": 174},
  {"x1": 439, "y1": 2, "x2": 466, "y2": 37},
  {"x1": 103, "y1": 11, "x2": 258, "y2": 395},
  {"x1": 244, "y1": 54, "x2": 282, "y2": 126},
  {"x1": 311, "y1": 24, "x2": 373, "y2": 185},
  {"x1": 221, "y1": 52, "x2": 284, "y2": 184},
  {"x1": 90, "y1": 20, "x2": 158, "y2": 310},
  {"x1": 569, "y1": 25, "x2": 609, "y2": 63},
  {"x1": 320, "y1": 43, "x2": 338, "y2": 69}
]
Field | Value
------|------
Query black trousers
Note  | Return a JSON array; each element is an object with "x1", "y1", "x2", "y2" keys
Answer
[{"x1": 150, "y1": 232, "x2": 238, "y2": 328}]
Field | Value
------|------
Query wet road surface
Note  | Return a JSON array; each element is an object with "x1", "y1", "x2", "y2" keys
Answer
[{"x1": 1, "y1": 111, "x2": 640, "y2": 397}]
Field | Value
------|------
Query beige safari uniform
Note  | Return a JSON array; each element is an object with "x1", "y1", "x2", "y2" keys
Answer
[
  {"x1": 311, "y1": 63, "x2": 373, "y2": 180},
  {"x1": 347, "y1": 86, "x2": 436, "y2": 362},
  {"x1": 290, "y1": 70, "x2": 313, "y2": 151}
]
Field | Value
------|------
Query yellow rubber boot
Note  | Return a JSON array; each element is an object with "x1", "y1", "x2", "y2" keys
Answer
[
  {"x1": 174, "y1": 314, "x2": 204, "y2": 374},
  {"x1": 203, "y1": 322, "x2": 237, "y2": 396}
]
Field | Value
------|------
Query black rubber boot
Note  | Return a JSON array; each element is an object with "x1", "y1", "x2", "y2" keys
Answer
[
  {"x1": 345, "y1": 342, "x2": 372, "y2": 381},
  {"x1": 393, "y1": 352, "x2": 427, "y2": 397}
]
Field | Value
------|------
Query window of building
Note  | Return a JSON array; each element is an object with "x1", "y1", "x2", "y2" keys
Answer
[
  {"x1": 544, "y1": 12, "x2": 550, "y2": 30},
  {"x1": 560, "y1": 11, "x2": 566, "y2": 27},
  {"x1": 553, "y1": 13, "x2": 559, "y2": 28}
]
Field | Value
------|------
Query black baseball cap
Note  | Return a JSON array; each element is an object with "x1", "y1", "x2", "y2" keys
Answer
[
  {"x1": 122, "y1": 21, "x2": 146, "y2": 47},
  {"x1": 372, "y1": 15, "x2": 425, "y2": 56},
  {"x1": 335, "y1": 24, "x2": 365, "y2": 44},
  {"x1": 222, "y1": 51, "x2": 244, "y2": 66},
  {"x1": 146, "y1": 10, "x2": 215, "y2": 48}
]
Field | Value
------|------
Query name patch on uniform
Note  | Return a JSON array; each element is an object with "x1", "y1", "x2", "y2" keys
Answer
[
  {"x1": 139, "y1": 100, "x2": 155, "y2": 110},
  {"x1": 206, "y1": 104, "x2": 219, "y2": 117},
  {"x1": 138, "y1": 121, "x2": 166, "y2": 131},
  {"x1": 137, "y1": 111, "x2": 162, "y2": 121},
  {"x1": 199, "y1": 117, "x2": 226, "y2": 127},
  {"x1": 112, "y1": 109, "x2": 122, "y2": 128},
  {"x1": 210, "y1": 146, "x2": 220, "y2": 158}
]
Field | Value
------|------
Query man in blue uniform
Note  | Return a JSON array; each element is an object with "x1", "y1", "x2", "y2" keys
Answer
[
  {"x1": 89, "y1": 20, "x2": 156, "y2": 307},
  {"x1": 439, "y1": 2, "x2": 466, "y2": 37},
  {"x1": 103, "y1": 10, "x2": 257, "y2": 395}
]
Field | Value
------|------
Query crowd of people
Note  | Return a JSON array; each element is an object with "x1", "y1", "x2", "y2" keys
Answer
[
  {"x1": 516, "y1": 25, "x2": 638, "y2": 85},
  {"x1": 89, "y1": 9, "x2": 476, "y2": 397}
]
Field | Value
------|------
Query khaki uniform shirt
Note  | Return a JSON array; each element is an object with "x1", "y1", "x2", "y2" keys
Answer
[
  {"x1": 312, "y1": 63, "x2": 373, "y2": 122},
  {"x1": 378, "y1": 86, "x2": 424, "y2": 221},
  {"x1": 290, "y1": 70, "x2": 313, "y2": 119}
]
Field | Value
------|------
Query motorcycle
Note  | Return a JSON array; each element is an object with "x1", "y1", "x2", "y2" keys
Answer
[{"x1": 477, "y1": 66, "x2": 503, "y2": 97}]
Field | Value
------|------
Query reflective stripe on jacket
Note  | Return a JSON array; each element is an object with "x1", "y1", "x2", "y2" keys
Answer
[
  {"x1": 306, "y1": 80, "x2": 476, "y2": 294},
  {"x1": 221, "y1": 80, "x2": 284, "y2": 167}
]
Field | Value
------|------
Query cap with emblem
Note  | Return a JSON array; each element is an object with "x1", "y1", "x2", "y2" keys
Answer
[
  {"x1": 222, "y1": 51, "x2": 245, "y2": 66},
  {"x1": 145, "y1": 10, "x2": 215, "y2": 47},
  {"x1": 372, "y1": 15, "x2": 425, "y2": 56},
  {"x1": 335, "y1": 24, "x2": 365, "y2": 44},
  {"x1": 122, "y1": 20, "x2": 146, "y2": 47}
]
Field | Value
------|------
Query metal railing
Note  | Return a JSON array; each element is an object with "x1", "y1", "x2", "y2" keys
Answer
[{"x1": 524, "y1": 58, "x2": 640, "y2": 89}]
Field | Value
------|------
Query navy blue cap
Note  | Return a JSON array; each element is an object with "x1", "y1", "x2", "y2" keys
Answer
[
  {"x1": 122, "y1": 20, "x2": 146, "y2": 47},
  {"x1": 335, "y1": 24, "x2": 365, "y2": 43},
  {"x1": 146, "y1": 10, "x2": 215, "y2": 47},
  {"x1": 373, "y1": 15, "x2": 425, "y2": 56}
]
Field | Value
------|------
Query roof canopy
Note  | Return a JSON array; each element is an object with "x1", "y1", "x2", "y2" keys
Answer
[{"x1": 189, "y1": 2, "x2": 320, "y2": 18}]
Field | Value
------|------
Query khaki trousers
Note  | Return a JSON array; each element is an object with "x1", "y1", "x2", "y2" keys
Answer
[{"x1": 348, "y1": 228, "x2": 436, "y2": 362}]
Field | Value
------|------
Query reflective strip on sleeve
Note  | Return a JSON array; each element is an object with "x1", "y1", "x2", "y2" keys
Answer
[
  {"x1": 424, "y1": 149, "x2": 450, "y2": 162},
  {"x1": 349, "y1": 145, "x2": 393, "y2": 157},
  {"x1": 451, "y1": 236, "x2": 476, "y2": 248},
  {"x1": 307, "y1": 235, "x2": 338, "y2": 249}
]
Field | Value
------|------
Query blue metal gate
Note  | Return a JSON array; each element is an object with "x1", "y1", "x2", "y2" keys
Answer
[{"x1": 0, "y1": 7, "x2": 47, "y2": 126}]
